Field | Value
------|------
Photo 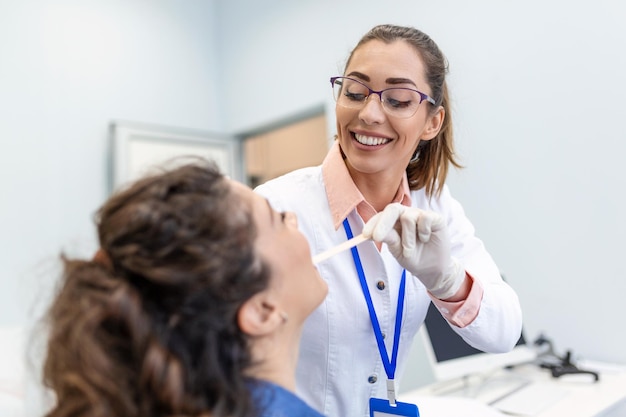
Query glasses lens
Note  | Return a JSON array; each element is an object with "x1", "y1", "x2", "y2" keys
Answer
[
  {"x1": 332, "y1": 78, "x2": 368, "y2": 108},
  {"x1": 381, "y1": 89, "x2": 421, "y2": 118}
]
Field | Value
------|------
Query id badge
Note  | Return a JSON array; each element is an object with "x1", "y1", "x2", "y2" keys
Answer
[{"x1": 370, "y1": 398, "x2": 420, "y2": 417}]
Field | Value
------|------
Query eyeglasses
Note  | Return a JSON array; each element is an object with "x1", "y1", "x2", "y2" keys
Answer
[{"x1": 330, "y1": 76, "x2": 436, "y2": 119}]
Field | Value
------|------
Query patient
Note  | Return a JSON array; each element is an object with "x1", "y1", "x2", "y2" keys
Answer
[{"x1": 41, "y1": 160, "x2": 327, "y2": 417}]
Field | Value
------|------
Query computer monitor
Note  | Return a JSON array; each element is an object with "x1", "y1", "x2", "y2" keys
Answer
[{"x1": 420, "y1": 301, "x2": 536, "y2": 382}]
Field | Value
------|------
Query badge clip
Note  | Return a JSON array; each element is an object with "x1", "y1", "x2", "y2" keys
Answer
[{"x1": 387, "y1": 379, "x2": 396, "y2": 406}]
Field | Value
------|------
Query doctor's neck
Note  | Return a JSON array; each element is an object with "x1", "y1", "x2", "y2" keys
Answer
[{"x1": 348, "y1": 165, "x2": 405, "y2": 212}]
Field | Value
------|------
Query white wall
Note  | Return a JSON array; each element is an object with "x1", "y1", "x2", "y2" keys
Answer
[
  {"x1": 0, "y1": 0, "x2": 222, "y2": 326},
  {"x1": 215, "y1": 0, "x2": 626, "y2": 388}
]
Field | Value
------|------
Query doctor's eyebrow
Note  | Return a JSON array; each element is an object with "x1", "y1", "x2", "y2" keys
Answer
[{"x1": 345, "y1": 71, "x2": 417, "y2": 87}]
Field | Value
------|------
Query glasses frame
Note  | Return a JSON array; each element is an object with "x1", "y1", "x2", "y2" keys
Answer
[{"x1": 330, "y1": 76, "x2": 436, "y2": 118}]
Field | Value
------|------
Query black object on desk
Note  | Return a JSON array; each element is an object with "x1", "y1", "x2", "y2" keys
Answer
[{"x1": 534, "y1": 334, "x2": 600, "y2": 382}]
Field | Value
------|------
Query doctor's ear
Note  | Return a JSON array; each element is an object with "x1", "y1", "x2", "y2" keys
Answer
[
  {"x1": 420, "y1": 106, "x2": 445, "y2": 141},
  {"x1": 237, "y1": 294, "x2": 286, "y2": 336}
]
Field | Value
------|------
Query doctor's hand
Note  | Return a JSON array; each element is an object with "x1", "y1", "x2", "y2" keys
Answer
[{"x1": 363, "y1": 203, "x2": 466, "y2": 300}]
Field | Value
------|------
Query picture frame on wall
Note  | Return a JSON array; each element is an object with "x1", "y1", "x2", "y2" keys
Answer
[{"x1": 110, "y1": 120, "x2": 241, "y2": 193}]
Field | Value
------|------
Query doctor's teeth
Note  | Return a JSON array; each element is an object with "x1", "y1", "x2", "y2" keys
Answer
[{"x1": 355, "y1": 134, "x2": 390, "y2": 146}]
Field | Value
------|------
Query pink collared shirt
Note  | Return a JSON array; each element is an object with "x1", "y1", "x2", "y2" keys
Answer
[{"x1": 321, "y1": 141, "x2": 482, "y2": 327}]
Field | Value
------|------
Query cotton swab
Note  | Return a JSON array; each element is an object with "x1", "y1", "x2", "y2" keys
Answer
[{"x1": 312, "y1": 233, "x2": 369, "y2": 265}]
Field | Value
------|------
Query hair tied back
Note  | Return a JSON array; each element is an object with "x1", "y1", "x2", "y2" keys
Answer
[{"x1": 92, "y1": 248, "x2": 113, "y2": 271}]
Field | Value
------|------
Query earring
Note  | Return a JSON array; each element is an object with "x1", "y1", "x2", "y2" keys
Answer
[
  {"x1": 409, "y1": 150, "x2": 420, "y2": 164},
  {"x1": 279, "y1": 311, "x2": 289, "y2": 323}
]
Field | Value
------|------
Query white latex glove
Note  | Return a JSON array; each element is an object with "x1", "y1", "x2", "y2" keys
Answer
[{"x1": 362, "y1": 203, "x2": 466, "y2": 299}]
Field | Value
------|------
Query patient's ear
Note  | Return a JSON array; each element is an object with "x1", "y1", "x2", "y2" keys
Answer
[{"x1": 237, "y1": 293, "x2": 283, "y2": 336}]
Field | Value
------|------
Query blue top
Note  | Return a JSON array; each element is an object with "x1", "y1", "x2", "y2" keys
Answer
[{"x1": 251, "y1": 380, "x2": 324, "y2": 417}]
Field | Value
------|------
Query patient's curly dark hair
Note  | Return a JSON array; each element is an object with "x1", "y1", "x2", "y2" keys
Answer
[{"x1": 42, "y1": 160, "x2": 271, "y2": 417}]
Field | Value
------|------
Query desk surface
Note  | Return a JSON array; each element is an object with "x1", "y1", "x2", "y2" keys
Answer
[{"x1": 401, "y1": 361, "x2": 626, "y2": 417}]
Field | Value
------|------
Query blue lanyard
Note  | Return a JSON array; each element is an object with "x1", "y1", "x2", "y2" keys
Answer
[{"x1": 342, "y1": 219, "x2": 406, "y2": 381}]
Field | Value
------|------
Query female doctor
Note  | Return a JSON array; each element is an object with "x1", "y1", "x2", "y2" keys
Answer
[{"x1": 254, "y1": 24, "x2": 522, "y2": 417}]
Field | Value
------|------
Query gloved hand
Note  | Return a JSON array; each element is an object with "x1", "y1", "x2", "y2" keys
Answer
[{"x1": 362, "y1": 203, "x2": 466, "y2": 299}]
